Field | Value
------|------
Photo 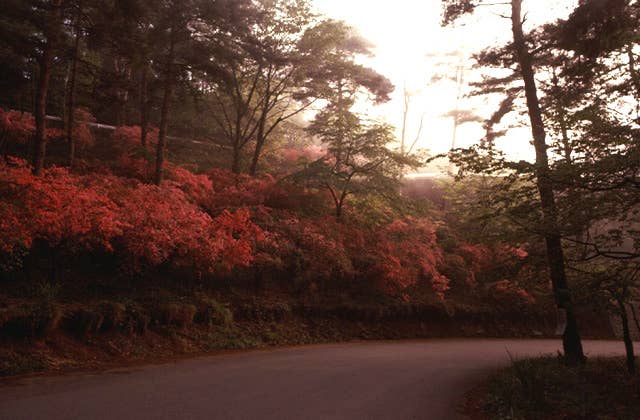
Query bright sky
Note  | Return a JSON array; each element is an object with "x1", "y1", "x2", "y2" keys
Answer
[{"x1": 313, "y1": 0, "x2": 578, "y2": 171}]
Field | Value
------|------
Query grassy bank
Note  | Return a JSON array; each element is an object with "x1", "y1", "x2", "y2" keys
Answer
[
  {"x1": 0, "y1": 294, "x2": 563, "y2": 378},
  {"x1": 468, "y1": 356, "x2": 640, "y2": 419}
]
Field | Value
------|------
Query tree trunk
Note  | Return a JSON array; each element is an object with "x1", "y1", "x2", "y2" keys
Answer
[
  {"x1": 66, "y1": 0, "x2": 82, "y2": 168},
  {"x1": 0, "y1": 132, "x2": 8, "y2": 161},
  {"x1": 155, "y1": 28, "x2": 175, "y2": 186},
  {"x1": 630, "y1": 301, "x2": 640, "y2": 334},
  {"x1": 627, "y1": 45, "x2": 640, "y2": 115},
  {"x1": 249, "y1": 116, "x2": 266, "y2": 176},
  {"x1": 249, "y1": 141, "x2": 263, "y2": 176},
  {"x1": 33, "y1": 0, "x2": 63, "y2": 175},
  {"x1": 335, "y1": 189, "x2": 348, "y2": 220},
  {"x1": 140, "y1": 64, "x2": 149, "y2": 147},
  {"x1": 510, "y1": 0, "x2": 584, "y2": 363},
  {"x1": 618, "y1": 298, "x2": 636, "y2": 374},
  {"x1": 231, "y1": 144, "x2": 242, "y2": 174},
  {"x1": 249, "y1": 72, "x2": 272, "y2": 177},
  {"x1": 401, "y1": 84, "x2": 409, "y2": 155}
]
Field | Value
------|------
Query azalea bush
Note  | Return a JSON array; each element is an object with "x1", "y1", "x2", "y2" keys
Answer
[
  {"x1": 0, "y1": 121, "x2": 541, "y2": 306},
  {"x1": 0, "y1": 108, "x2": 67, "y2": 159},
  {"x1": 365, "y1": 217, "x2": 450, "y2": 299},
  {"x1": 0, "y1": 157, "x2": 261, "y2": 278}
]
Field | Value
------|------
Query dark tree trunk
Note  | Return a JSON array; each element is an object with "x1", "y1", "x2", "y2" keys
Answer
[
  {"x1": 155, "y1": 29, "x2": 176, "y2": 186},
  {"x1": 334, "y1": 188, "x2": 348, "y2": 220},
  {"x1": 335, "y1": 203, "x2": 342, "y2": 219},
  {"x1": 249, "y1": 116, "x2": 266, "y2": 176},
  {"x1": 66, "y1": 0, "x2": 82, "y2": 168},
  {"x1": 33, "y1": 50, "x2": 51, "y2": 175},
  {"x1": 618, "y1": 298, "x2": 636, "y2": 374},
  {"x1": 630, "y1": 301, "x2": 640, "y2": 334},
  {"x1": 0, "y1": 132, "x2": 8, "y2": 161},
  {"x1": 628, "y1": 45, "x2": 640, "y2": 105},
  {"x1": 249, "y1": 73, "x2": 272, "y2": 177},
  {"x1": 231, "y1": 144, "x2": 242, "y2": 174},
  {"x1": 510, "y1": 0, "x2": 584, "y2": 364},
  {"x1": 33, "y1": 0, "x2": 63, "y2": 175},
  {"x1": 140, "y1": 64, "x2": 149, "y2": 147}
]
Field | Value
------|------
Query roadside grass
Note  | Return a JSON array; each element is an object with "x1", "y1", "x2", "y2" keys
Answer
[
  {"x1": 471, "y1": 356, "x2": 640, "y2": 419},
  {"x1": 0, "y1": 352, "x2": 48, "y2": 376}
]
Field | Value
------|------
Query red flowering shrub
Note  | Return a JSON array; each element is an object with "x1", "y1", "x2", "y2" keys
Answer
[
  {"x1": 0, "y1": 158, "x2": 34, "y2": 258},
  {"x1": 69, "y1": 107, "x2": 96, "y2": 149},
  {"x1": 367, "y1": 217, "x2": 449, "y2": 299},
  {"x1": 288, "y1": 217, "x2": 354, "y2": 285},
  {"x1": 0, "y1": 157, "x2": 261, "y2": 277},
  {"x1": 280, "y1": 145, "x2": 325, "y2": 164},
  {"x1": 0, "y1": 109, "x2": 34, "y2": 145},
  {"x1": 165, "y1": 164, "x2": 214, "y2": 207},
  {"x1": 109, "y1": 126, "x2": 159, "y2": 181},
  {"x1": 205, "y1": 168, "x2": 329, "y2": 216},
  {"x1": 0, "y1": 108, "x2": 98, "y2": 164},
  {"x1": 486, "y1": 279, "x2": 536, "y2": 306},
  {"x1": 0, "y1": 158, "x2": 122, "y2": 257},
  {"x1": 207, "y1": 169, "x2": 277, "y2": 209},
  {"x1": 111, "y1": 125, "x2": 158, "y2": 153},
  {"x1": 111, "y1": 184, "x2": 208, "y2": 270},
  {"x1": 95, "y1": 178, "x2": 261, "y2": 274},
  {"x1": 211, "y1": 208, "x2": 264, "y2": 272},
  {"x1": 440, "y1": 239, "x2": 536, "y2": 305},
  {"x1": 113, "y1": 154, "x2": 154, "y2": 181},
  {"x1": 247, "y1": 211, "x2": 355, "y2": 290},
  {"x1": 458, "y1": 243, "x2": 494, "y2": 276}
]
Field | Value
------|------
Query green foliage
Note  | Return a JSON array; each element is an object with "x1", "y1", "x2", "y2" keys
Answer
[
  {"x1": 295, "y1": 104, "x2": 415, "y2": 218},
  {"x1": 195, "y1": 296, "x2": 233, "y2": 327}
]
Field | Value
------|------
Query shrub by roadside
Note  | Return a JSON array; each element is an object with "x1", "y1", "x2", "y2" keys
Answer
[{"x1": 468, "y1": 356, "x2": 640, "y2": 419}]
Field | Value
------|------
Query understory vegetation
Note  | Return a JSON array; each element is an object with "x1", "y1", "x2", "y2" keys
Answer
[{"x1": 470, "y1": 356, "x2": 640, "y2": 420}]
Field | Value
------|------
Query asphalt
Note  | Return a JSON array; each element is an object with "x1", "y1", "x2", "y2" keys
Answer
[{"x1": 0, "y1": 339, "x2": 629, "y2": 420}]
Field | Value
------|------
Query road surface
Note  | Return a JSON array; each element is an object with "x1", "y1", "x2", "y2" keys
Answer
[{"x1": 0, "y1": 339, "x2": 628, "y2": 420}]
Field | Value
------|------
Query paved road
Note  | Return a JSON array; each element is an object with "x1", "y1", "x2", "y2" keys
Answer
[{"x1": 0, "y1": 339, "x2": 628, "y2": 420}]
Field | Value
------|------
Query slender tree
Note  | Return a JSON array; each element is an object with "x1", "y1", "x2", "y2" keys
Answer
[
  {"x1": 299, "y1": 101, "x2": 415, "y2": 219},
  {"x1": 65, "y1": 0, "x2": 84, "y2": 167},
  {"x1": 442, "y1": 0, "x2": 586, "y2": 363}
]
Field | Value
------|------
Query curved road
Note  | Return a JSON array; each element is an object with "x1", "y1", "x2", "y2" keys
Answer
[{"x1": 0, "y1": 339, "x2": 628, "y2": 420}]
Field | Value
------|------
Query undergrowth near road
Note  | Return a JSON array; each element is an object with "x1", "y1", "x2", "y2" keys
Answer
[
  {"x1": 468, "y1": 356, "x2": 640, "y2": 419},
  {"x1": 0, "y1": 293, "x2": 559, "y2": 378}
]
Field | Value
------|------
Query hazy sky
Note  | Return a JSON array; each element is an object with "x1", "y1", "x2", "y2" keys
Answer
[{"x1": 313, "y1": 0, "x2": 578, "y2": 169}]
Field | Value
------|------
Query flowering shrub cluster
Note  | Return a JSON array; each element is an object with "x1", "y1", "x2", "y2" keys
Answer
[
  {"x1": 68, "y1": 107, "x2": 97, "y2": 150},
  {"x1": 367, "y1": 218, "x2": 449, "y2": 299},
  {"x1": 0, "y1": 158, "x2": 261, "y2": 275},
  {"x1": 0, "y1": 109, "x2": 34, "y2": 146},
  {"x1": 0, "y1": 107, "x2": 97, "y2": 149},
  {"x1": 439, "y1": 239, "x2": 535, "y2": 305},
  {"x1": 0, "y1": 122, "x2": 539, "y2": 306}
]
